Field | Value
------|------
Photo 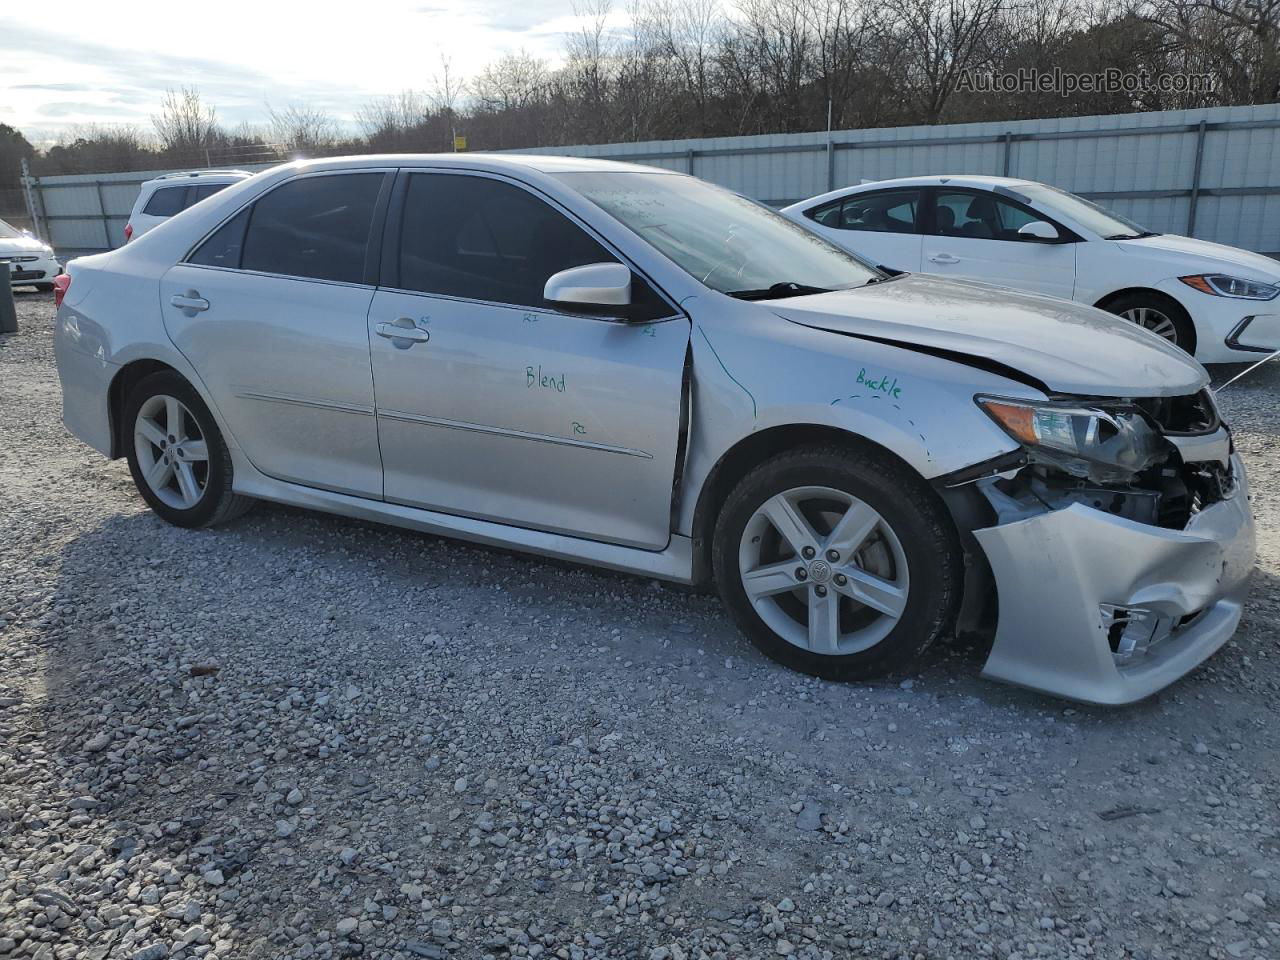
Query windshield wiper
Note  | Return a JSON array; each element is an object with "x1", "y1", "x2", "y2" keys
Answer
[
  {"x1": 728, "y1": 281, "x2": 832, "y2": 301},
  {"x1": 1105, "y1": 231, "x2": 1161, "y2": 240}
]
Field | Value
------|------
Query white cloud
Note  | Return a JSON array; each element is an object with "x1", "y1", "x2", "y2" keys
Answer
[{"x1": 1, "y1": 0, "x2": 590, "y2": 143}]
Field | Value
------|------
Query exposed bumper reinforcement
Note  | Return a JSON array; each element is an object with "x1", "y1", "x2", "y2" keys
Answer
[{"x1": 973, "y1": 454, "x2": 1255, "y2": 705}]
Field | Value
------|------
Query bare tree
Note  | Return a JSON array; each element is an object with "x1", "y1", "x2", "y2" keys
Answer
[
  {"x1": 267, "y1": 103, "x2": 339, "y2": 155},
  {"x1": 647, "y1": 0, "x2": 723, "y2": 135},
  {"x1": 355, "y1": 90, "x2": 430, "y2": 149},
  {"x1": 883, "y1": 0, "x2": 1006, "y2": 122},
  {"x1": 1142, "y1": 0, "x2": 1280, "y2": 103},
  {"x1": 152, "y1": 87, "x2": 223, "y2": 156},
  {"x1": 473, "y1": 51, "x2": 551, "y2": 113}
]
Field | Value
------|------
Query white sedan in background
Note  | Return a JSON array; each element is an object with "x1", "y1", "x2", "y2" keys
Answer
[
  {"x1": 782, "y1": 175, "x2": 1280, "y2": 362},
  {"x1": 1, "y1": 218, "x2": 61, "y2": 292}
]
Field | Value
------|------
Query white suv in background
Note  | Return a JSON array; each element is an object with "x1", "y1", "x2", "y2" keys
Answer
[
  {"x1": 782, "y1": 175, "x2": 1280, "y2": 362},
  {"x1": 124, "y1": 170, "x2": 251, "y2": 242}
]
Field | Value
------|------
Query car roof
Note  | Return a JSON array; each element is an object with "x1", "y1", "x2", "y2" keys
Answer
[
  {"x1": 256, "y1": 153, "x2": 681, "y2": 177},
  {"x1": 140, "y1": 170, "x2": 254, "y2": 187},
  {"x1": 783, "y1": 175, "x2": 1043, "y2": 210}
]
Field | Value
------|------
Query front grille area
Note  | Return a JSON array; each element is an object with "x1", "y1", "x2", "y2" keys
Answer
[
  {"x1": 9, "y1": 270, "x2": 45, "y2": 282},
  {"x1": 1135, "y1": 390, "x2": 1219, "y2": 435}
]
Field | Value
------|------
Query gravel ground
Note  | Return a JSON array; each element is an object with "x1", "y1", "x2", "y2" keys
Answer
[{"x1": 1, "y1": 291, "x2": 1278, "y2": 960}]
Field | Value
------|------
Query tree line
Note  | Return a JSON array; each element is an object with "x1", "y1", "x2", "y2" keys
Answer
[{"x1": 2, "y1": 0, "x2": 1278, "y2": 187}]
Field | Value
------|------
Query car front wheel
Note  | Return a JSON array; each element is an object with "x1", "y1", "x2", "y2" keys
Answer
[
  {"x1": 1104, "y1": 293, "x2": 1196, "y2": 354},
  {"x1": 123, "y1": 371, "x2": 254, "y2": 528},
  {"x1": 713, "y1": 444, "x2": 962, "y2": 681}
]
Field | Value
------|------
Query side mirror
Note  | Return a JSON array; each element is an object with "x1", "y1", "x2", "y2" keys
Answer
[
  {"x1": 1017, "y1": 220, "x2": 1060, "y2": 242},
  {"x1": 544, "y1": 262, "x2": 631, "y2": 314}
]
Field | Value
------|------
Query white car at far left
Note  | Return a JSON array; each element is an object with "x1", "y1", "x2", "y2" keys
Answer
[{"x1": 1, "y1": 218, "x2": 60, "y2": 292}]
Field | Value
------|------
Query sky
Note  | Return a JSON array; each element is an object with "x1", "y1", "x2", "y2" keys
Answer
[{"x1": 1, "y1": 0, "x2": 616, "y2": 146}]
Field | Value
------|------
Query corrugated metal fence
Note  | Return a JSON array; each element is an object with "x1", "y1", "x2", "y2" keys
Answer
[{"x1": 23, "y1": 102, "x2": 1280, "y2": 258}]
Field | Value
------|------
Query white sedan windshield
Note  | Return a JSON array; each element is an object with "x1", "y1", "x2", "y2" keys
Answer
[
  {"x1": 1011, "y1": 183, "x2": 1154, "y2": 240},
  {"x1": 557, "y1": 171, "x2": 881, "y2": 297}
]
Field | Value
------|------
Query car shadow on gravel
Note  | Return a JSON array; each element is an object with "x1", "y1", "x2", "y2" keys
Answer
[{"x1": 54, "y1": 493, "x2": 1272, "y2": 721}]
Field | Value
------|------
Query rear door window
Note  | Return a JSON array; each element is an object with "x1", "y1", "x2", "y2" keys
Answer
[
  {"x1": 188, "y1": 208, "x2": 250, "y2": 269},
  {"x1": 239, "y1": 173, "x2": 385, "y2": 283},
  {"x1": 808, "y1": 189, "x2": 922, "y2": 234},
  {"x1": 143, "y1": 186, "x2": 189, "y2": 217}
]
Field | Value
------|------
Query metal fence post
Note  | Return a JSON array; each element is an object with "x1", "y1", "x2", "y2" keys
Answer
[
  {"x1": 1187, "y1": 119, "x2": 1207, "y2": 237},
  {"x1": 19, "y1": 158, "x2": 42, "y2": 242},
  {"x1": 685, "y1": 149, "x2": 695, "y2": 175},
  {"x1": 1001, "y1": 132, "x2": 1013, "y2": 176},
  {"x1": 94, "y1": 180, "x2": 112, "y2": 250},
  {"x1": 0, "y1": 278, "x2": 17, "y2": 335},
  {"x1": 827, "y1": 138, "x2": 835, "y2": 191}
]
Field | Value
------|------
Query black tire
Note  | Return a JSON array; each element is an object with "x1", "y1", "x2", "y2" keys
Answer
[
  {"x1": 34, "y1": 283, "x2": 54, "y2": 293},
  {"x1": 123, "y1": 371, "x2": 254, "y2": 528},
  {"x1": 1102, "y1": 292, "x2": 1196, "y2": 355},
  {"x1": 712, "y1": 444, "x2": 962, "y2": 681}
]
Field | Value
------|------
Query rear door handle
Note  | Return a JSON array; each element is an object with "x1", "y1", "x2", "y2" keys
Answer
[
  {"x1": 170, "y1": 291, "x2": 210, "y2": 314},
  {"x1": 376, "y1": 320, "x2": 430, "y2": 345},
  {"x1": 928, "y1": 253, "x2": 961, "y2": 264}
]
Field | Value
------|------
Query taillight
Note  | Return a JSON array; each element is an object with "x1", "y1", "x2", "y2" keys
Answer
[
  {"x1": 124, "y1": 223, "x2": 133, "y2": 242},
  {"x1": 53, "y1": 274, "x2": 71, "y2": 308}
]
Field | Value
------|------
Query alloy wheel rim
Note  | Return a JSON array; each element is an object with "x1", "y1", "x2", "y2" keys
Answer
[
  {"x1": 738, "y1": 485, "x2": 909, "y2": 655},
  {"x1": 1120, "y1": 306, "x2": 1178, "y2": 343},
  {"x1": 134, "y1": 395, "x2": 210, "y2": 510}
]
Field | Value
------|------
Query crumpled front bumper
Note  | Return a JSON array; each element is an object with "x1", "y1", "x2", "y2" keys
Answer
[{"x1": 973, "y1": 454, "x2": 1255, "y2": 705}]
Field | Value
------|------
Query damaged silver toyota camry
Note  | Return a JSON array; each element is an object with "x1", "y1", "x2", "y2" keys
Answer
[{"x1": 53, "y1": 155, "x2": 1255, "y2": 704}]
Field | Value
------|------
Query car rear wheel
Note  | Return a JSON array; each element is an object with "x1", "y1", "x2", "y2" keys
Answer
[
  {"x1": 123, "y1": 371, "x2": 254, "y2": 528},
  {"x1": 712, "y1": 444, "x2": 962, "y2": 681},
  {"x1": 1104, "y1": 293, "x2": 1196, "y2": 354}
]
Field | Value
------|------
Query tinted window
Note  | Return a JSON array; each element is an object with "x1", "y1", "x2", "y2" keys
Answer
[
  {"x1": 397, "y1": 173, "x2": 618, "y2": 307},
  {"x1": 189, "y1": 208, "x2": 250, "y2": 268},
  {"x1": 143, "y1": 186, "x2": 189, "y2": 217},
  {"x1": 810, "y1": 189, "x2": 921, "y2": 234},
  {"x1": 241, "y1": 174, "x2": 384, "y2": 283},
  {"x1": 935, "y1": 190, "x2": 1041, "y2": 241},
  {"x1": 191, "y1": 182, "x2": 231, "y2": 203}
]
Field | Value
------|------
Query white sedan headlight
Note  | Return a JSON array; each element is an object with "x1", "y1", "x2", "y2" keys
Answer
[{"x1": 1180, "y1": 274, "x2": 1280, "y2": 300}]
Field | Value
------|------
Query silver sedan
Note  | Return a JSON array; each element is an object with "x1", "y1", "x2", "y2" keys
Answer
[{"x1": 53, "y1": 154, "x2": 1254, "y2": 704}]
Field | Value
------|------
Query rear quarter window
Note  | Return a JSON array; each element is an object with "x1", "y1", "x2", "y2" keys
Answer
[{"x1": 142, "y1": 186, "x2": 189, "y2": 217}]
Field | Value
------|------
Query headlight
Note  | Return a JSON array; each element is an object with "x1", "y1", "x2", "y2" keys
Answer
[
  {"x1": 1179, "y1": 274, "x2": 1279, "y2": 300},
  {"x1": 977, "y1": 396, "x2": 1167, "y2": 483}
]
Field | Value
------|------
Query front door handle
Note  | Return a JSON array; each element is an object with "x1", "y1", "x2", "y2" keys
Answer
[
  {"x1": 376, "y1": 319, "x2": 430, "y2": 346},
  {"x1": 928, "y1": 253, "x2": 961, "y2": 264},
  {"x1": 170, "y1": 291, "x2": 210, "y2": 315}
]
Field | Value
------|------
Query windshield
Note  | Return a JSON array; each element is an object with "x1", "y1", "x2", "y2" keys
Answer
[
  {"x1": 1011, "y1": 183, "x2": 1154, "y2": 239},
  {"x1": 555, "y1": 171, "x2": 881, "y2": 296},
  {"x1": 0, "y1": 219, "x2": 24, "y2": 240}
]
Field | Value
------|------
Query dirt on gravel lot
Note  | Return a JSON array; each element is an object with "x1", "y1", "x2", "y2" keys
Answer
[{"x1": 1, "y1": 291, "x2": 1277, "y2": 960}]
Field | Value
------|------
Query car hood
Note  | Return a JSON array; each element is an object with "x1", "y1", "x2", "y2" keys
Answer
[
  {"x1": 768, "y1": 274, "x2": 1207, "y2": 398},
  {"x1": 1115, "y1": 233, "x2": 1280, "y2": 281},
  {"x1": 0, "y1": 235, "x2": 49, "y2": 256}
]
